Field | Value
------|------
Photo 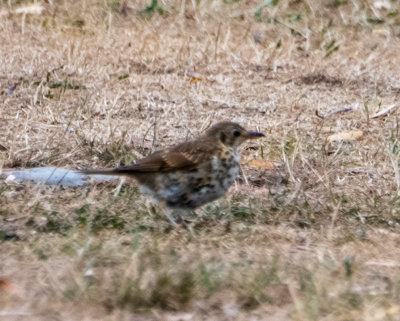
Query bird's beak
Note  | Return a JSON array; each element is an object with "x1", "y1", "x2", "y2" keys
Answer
[{"x1": 247, "y1": 131, "x2": 265, "y2": 139}]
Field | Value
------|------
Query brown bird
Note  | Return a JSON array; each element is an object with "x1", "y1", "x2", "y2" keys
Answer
[{"x1": 81, "y1": 122, "x2": 264, "y2": 222}]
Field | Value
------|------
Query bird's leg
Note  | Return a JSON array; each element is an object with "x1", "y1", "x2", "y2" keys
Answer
[
  {"x1": 162, "y1": 208, "x2": 178, "y2": 226},
  {"x1": 174, "y1": 209, "x2": 190, "y2": 225},
  {"x1": 179, "y1": 210, "x2": 195, "y2": 224},
  {"x1": 174, "y1": 209, "x2": 195, "y2": 236},
  {"x1": 162, "y1": 208, "x2": 194, "y2": 231}
]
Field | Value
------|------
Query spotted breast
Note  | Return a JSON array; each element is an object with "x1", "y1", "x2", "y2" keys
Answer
[{"x1": 143, "y1": 148, "x2": 240, "y2": 209}]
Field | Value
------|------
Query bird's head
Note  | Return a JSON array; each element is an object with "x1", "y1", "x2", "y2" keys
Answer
[{"x1": 206, "y1": 122, "x2": 265, "y2": 148}]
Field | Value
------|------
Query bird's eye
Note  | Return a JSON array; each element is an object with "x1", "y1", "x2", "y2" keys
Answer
[{"x1": 233, "y1": 130, "x2": 241, "y2": 137}]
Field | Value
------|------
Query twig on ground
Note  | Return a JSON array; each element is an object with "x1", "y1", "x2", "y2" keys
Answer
[
  {"x1": 371, "y1": 103, "x2": 399, "y2": 119},
  {"x1": 315, "y1": 107, "x2": 353, "y2": 119}
]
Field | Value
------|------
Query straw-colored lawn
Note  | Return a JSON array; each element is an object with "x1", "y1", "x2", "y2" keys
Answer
[{"x1": 1, "y1": 1, "x2": 400, "y2": 320}]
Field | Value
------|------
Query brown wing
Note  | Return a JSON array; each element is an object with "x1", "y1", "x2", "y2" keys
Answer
[{"x1": 113, "y1": 138, "x2": 218, "y2": 174}]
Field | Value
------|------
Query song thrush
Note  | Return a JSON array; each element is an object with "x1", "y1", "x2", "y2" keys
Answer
[{"x1": 81, "y1": 122, "x2": 264, "y2": 221}]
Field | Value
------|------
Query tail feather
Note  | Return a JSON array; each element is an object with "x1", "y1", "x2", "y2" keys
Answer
[{"x1": 79, "y1": 168, "x2": 123, "y2": 176}]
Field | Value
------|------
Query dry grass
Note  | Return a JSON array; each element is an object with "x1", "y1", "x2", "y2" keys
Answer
[{"x1": 1, "y1": 0, "x2": 400, "y2": 320}]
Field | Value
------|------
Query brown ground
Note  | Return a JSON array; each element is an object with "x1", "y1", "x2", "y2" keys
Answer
[{"x1": 1, "y1": 1, "x2": 400, "y2": 320}]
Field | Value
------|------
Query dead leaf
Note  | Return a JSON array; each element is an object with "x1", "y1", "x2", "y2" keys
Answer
[
  {"x1": 249, "y1": 159, "x2": 275, "y2": 169},
  {"x1": 188, "y1": 72, "x2": 203, "y2": 82},
  {"x1": 328, "y1": 130, "x2": 364, "y2": 143},
  {"x1": 190, "y1": 77, "x2": 202, "y2": 82}
]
